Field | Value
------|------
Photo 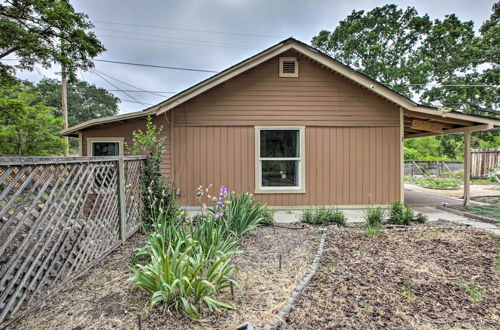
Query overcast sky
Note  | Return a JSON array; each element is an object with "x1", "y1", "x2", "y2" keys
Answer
[{"x1": 8, "y1": 0, "x2": 498, "y2": 114}]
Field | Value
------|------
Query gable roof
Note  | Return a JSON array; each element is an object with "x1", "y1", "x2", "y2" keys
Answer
[{"x1": 61, "y1": 38, "x2": 500, "y2": 136}]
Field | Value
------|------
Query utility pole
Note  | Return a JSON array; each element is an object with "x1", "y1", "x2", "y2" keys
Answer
[{"x1": 61, "y1": 65, "x2": 69, "y2": 156}]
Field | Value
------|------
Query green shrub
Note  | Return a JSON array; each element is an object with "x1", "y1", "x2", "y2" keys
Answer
[
  {"x1": 300, "y1": 207, "x2": 346, "y2": 226},
  {"x1": 388, "y1": 201, "x2": 415, "y2": 225},
  {"x1": 415, "y1": 213, "x2": 428, "y2": 224},
  {"x1": 403, "y1": 204, "x2": 414, "y2": 225},
  {"x1": 364, "y1": 207, "x2": 385, "y2": 227},
  {"x1": 389, "y1": 201, "x2": 405, "y2": 225}
]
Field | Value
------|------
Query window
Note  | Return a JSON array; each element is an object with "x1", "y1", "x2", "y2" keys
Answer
[
  {"x1": 279, "y1": 57, "x2": 299, "y2": 77},
  {"x1": 87, "y1": 137, "x2": 124, "y2": 156},
  {"x1": 256, "y1": 127, "x2": 305, "y2": 193}
]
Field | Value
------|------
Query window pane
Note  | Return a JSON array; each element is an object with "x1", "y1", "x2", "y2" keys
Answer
[
  {"x1": 260, "y1": 130, "x2": 299, "y2": 158},
  {"x1": 261, "y1": 160, "x2": 299, "y2": 187},
  {"x1": 92, "y1": 142, "x2": 120, "y2": 156}
]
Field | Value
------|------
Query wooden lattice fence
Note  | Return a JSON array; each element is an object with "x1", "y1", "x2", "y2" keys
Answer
[
  {"x1": 0, "y1": 156, "x2": 146, "y2": 325},
  {"x1": 472, "y1": 147, "x2": 500, "y2": 178}
]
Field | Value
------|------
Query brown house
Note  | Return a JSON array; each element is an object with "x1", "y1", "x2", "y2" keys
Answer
[{"x1": 62, "y1": 38, "x2": 500, "y2": 207}]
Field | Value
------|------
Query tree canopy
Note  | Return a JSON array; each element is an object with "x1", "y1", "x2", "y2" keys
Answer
[
  {"x1": 32, "y1": 78, "x2": 120, "y2": 127},
  {"x1": 0, "y1": 0, "x2": 105, "y2": 80},
  {"x1": 0, "y1": 84, "x2": 67, "y2": 156},
  {"x1": 312, "y1": 3, "x2": 499, "y2": 160}
]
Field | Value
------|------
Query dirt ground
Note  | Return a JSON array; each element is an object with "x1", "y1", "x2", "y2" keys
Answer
[
  {"x1": 11, "y1": 224, "x2": 320, "y2": 330},
  {"x1": 284, "y1": 228, "x2": 500, "y2": 329}
]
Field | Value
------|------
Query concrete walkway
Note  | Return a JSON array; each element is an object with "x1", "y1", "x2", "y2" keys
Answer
[{"x1": 405, "y1": 185, "x2": 464, "y2": 206}]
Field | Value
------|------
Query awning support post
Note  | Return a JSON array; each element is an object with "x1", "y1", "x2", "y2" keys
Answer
[{"x1": 463, "y1": 132, "x2": 471, "y2": 206}]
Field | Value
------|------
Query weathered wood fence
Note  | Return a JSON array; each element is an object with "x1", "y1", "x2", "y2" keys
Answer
[
  {"x1": 472, "y1": 147, "x2": 500, "y2": 178},
  {"x1": 0, "y1": 156, "x2": 146, "y2": 325}
]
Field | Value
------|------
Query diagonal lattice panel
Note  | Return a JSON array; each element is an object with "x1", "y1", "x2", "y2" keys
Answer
[{"x1": 0, "y1": 156, "x2": 146, "y2": 324}]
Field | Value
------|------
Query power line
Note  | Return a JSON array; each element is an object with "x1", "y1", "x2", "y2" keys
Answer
[
  {"x1": 95, "y1": 27, "x2": 260, "y2": 49},
  {"x1": 93, "y1": 58, "x2": 219, "y2": 73},
  {"x1": 96, "y1": 33, "x2": 255, "y2": 50},
  {"x1": 95, "y1": 20, "x2": 284, "y2": 39},
  {"x1": 107, "y1": 89, "x2": 177, "y2": 93},
  {"x1": 93, "y1": 68, "x2": 166, "y2": 98},
  {"x1": 91, "y1": 69, "x2": 148, "y2": 106}
]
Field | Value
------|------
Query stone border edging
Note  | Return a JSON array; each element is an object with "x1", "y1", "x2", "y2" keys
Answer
[
  {"x1": 261, "y1": 228, "x2": 327, "y2": 330},
  {"x1": 436, "y1": 205, "x2": 500, "y2": 225}
]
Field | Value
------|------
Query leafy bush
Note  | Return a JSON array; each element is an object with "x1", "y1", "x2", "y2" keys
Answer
[
  {"x1": 389, "y1": 201, "x2": 413, "y2": 225},
  {"x1": 300, "y1": 207, "x2": 347, "y2": 226},
  {"x1": 415, "y1": 213, "x2": 428, "y2": 224},
  {"x1": 364, "y1": 207, "x2": 386, "y2": 227}
]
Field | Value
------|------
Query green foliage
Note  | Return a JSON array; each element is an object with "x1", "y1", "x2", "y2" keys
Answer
[
  {"x1": 415, "y1": 213, "x2": 429, "y2": 224},
  {"x1": 363, "y1": 222, "x2": 382, "y2": 238},
  {"x1": 0, "y1": 83, "x2": 67, "y2": 155},
  {"x1": 312, "y1": 4, "x2": 431, "y2": 97},
  {"x1": 455, "y1": 278, "x2": 487, "y2": 303},
  {"x1": 0, "y1": 0, "x2": 105, "y2": 80},
  {"x1": 220, "y1": 192, "x2": 267, "y2": 236},
  {"x1": 406, "y1": 177, "x2": 461, "y2": 189},
  {"x1": 32, "y1": 78, "x2": 119, "y2": 127},
  {"x1": 258, "y1": 203, "x2": 275, "y2": 225},
  {"x1": 300, "y1": 207, "x2": 347, "y2": 226},
  {"x1": 131, "y1": 185, "x2": 268, "y2": 320},
  {"x1": 130, "y1": 116, "x2": 175, "y2": 228},
  {"x1": 313, "y1": 3, "x2": 500, "y2": 160},
  {"x1": 388, "y1": 201, "x2": 414, "y2": 225},
  {"x1": 465, "y1": 204, "x2": 500, "y2": 220},
  {"x1": 363, "y1": 207, "x2": 386, "y2": 227}
]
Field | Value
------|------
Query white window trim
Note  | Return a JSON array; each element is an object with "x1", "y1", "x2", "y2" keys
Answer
[
  {"x1": 86, "y1": 137, "x2": 124, "y2": 156},
  {"x1": 255, "y1": 126, "x2": 305, "y2": 194},
  {"x1": 279, "y1": 57, "x2": 299, "y2": 78}
]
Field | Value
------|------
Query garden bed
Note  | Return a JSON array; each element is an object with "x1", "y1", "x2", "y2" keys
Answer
[
  {"x1": 11, "y1": 224, "x2": 320, "y2": 329},
  {"x1": 284, "y1": 228, "x2": 499, "y2": 329}
]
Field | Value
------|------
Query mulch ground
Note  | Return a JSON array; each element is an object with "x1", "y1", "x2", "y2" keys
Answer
[
  {"x1": 284, "y1": 228, "x2": 500, "y2": 329},
  {"x1": 11, "y1": 224, "x2": 320, "y2": 329}
]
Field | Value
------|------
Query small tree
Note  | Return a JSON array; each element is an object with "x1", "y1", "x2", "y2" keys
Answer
[{"x1": 129, "y1": 116, "x2": 175, "y2": 227}]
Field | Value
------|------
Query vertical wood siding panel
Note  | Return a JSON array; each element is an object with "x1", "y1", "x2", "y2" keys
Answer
[
  {"x1": 368, "y1": 127, "x2": 376, "y2": 204},
  {"x1": 220, "y1": 127, "x2": 228, "y2": 189},
  {"x1": 388, "y1": 127, "x2": 396, "y2": 202},
  {"x1": 175, "y1": 125, "x2": 399, "y2": 207},
  {"x1": 234, "y1": 127, "x2": 242, "y2": 194},
  {"x1": 375, "y1": 128, "x2": 383, "y2": 204},
  {"x1": 324, "y1": 128, "x2": 330, "y2": 205}
]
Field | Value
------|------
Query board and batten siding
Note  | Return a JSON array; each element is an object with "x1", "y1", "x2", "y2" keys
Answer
[
  {"x1": 174, "y1": 126, "x2": 401, "y2": 206},
  {"x1": 173, "y1": 51, "x2": 400, "y2": 127},
  {"x1": 81, "y1": 114, "x2": 173, "y2": 177}
]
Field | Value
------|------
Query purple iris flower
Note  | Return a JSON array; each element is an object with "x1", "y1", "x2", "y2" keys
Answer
[
  {"x1": 216, "y1": 200, "x2": 223, "y2": 206},
  {"x1": 219, "y1": 186, "x2": 228, "y2": 197},
  {"x1": 214, "y1": 210, "x2": 224, "y2": 218}
]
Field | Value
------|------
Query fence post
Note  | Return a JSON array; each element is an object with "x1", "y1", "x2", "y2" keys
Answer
[{"x1": 118, "y1": 157, "x2": 127, "y2": 242}]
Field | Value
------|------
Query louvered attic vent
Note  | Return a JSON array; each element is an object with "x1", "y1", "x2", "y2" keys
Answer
[{"x1": 279, "y1": 57, "x2": 299, "y2": 77}]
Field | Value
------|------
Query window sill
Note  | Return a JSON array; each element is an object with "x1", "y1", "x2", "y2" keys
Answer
[{"x1": 254, "y1": 188, "x2": 306, "y2": 194}]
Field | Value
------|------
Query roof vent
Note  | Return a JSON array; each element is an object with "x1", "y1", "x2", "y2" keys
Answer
[{"x1": 279, "y1": 57, "x2": 298, "y2": 77}]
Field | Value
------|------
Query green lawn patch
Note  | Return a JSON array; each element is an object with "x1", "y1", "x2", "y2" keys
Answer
[{"x1": 465, "y1": 205, "x2": 500, "y2": 220}]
